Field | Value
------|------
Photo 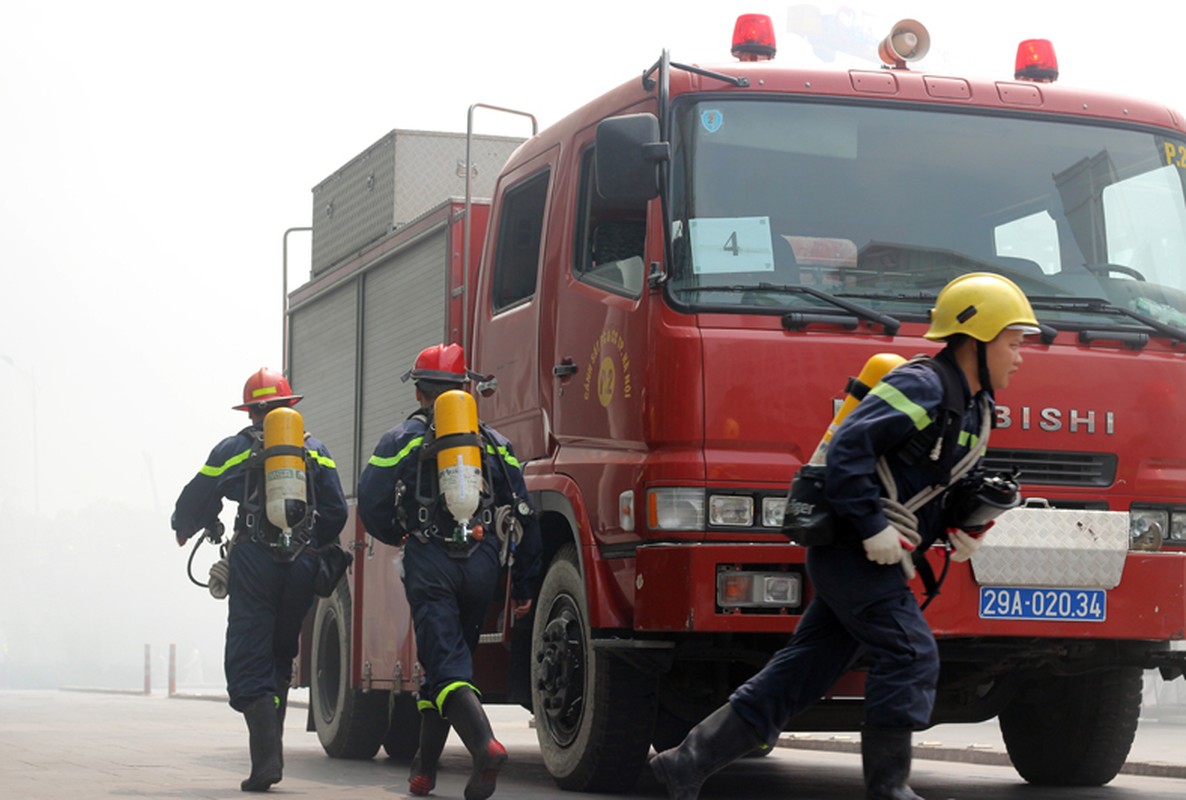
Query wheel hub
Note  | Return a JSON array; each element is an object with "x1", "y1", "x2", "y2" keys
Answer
[{"x1": 535, "y1": 596, "x2": 585, "y2": 747}]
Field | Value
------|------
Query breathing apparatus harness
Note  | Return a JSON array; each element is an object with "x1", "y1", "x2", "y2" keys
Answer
[
  {"x1": 874, "y1": 355, "x2": 1013, "y2": 607},
  {"x1": 786, "y1": 353, "x2": 1015, "y2": 608},
  {"x1": 235, "y1": 426, "x2": 318, "y2": 563},
  {"x1": 399, "y1": 410, "x2": 530, "y2": 564}
]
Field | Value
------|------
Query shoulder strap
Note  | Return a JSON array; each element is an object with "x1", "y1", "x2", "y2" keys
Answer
[
  {"x1": 922, "y1": 356, "x2": 967, "y2": 484},
  {"x1": 411, "y1": 411, "x2": 440, "y2": 509},
  {"x1": 236, "y1": 428, "x2": 266, "y2": 536}
]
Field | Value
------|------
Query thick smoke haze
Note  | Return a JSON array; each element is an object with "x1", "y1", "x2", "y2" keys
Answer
[{"x1": 0, "y1": 502, "x2": 227, "y2": 690}]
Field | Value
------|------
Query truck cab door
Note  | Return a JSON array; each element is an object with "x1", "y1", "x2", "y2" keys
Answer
[
  {"x1": 549, "y1": 141, "x2": 651, "y2": 547},
  {"x1": 471, "y1": 147, "x2": 558, "y2": 463}
]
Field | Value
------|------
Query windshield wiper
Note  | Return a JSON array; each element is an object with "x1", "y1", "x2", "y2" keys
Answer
[
  {"x1": 1027, "y1": 296, "x2": 1186, "y2": 343},
  {"x1": 838, "y1": 292, "x2": 1058, "y2": 343},
  {"x1": 677, "y1": 283, "x2": 900, "y2": 335}
]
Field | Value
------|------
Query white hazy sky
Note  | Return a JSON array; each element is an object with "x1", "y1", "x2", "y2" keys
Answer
[{"x1": 2, "y1": 0, "x2": 1184, "y2": 524}]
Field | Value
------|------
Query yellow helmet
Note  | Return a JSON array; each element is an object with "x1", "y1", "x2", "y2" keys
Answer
[{"x1": 924, "y1": 272, "x2": 1040, "y2": 342}]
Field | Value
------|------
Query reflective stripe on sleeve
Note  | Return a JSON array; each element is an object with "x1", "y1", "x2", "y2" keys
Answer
[
  {"x1": 368, "y1": 436, "x2": 424, "y2": 468},
  {"x1": 485, "y1": 443, "x2": 521, "y2": 469},
  {"x1": 309, "y1": 452, "x2": 337, "y2": 469},
  {"x1": 198, "y1": 448, "x2": 253, "y2": 477},
  {"x1": 868, "y1": 382, "x2": 931, "y2": 431}
]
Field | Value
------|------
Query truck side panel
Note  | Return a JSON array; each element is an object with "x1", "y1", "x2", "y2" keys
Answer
[
  {"x1": 359, "y1": 227, "x2": 451, "y2": 452},
  {"x1": 290, "y1": 284, "x2": 360, "y2": 492}
]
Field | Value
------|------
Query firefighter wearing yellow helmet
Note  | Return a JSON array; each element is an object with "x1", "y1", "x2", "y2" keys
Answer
[
  {"x1": 652, "y1": 273, "x2": 1038, "y2": 800},
  {"x1": 357, "y1": 344, "x2": 542, "y2": 800},
  {"x1": 926, "y1": 271, "x2": 1041, "y2": 401}
]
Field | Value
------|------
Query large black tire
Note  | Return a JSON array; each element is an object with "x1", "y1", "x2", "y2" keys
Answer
[
  {"x1": 531, "y1": 544, "x2": 657, "y2": 792},
  {"x1": 999, "y1": 666, "x2": 1142, "y2": 786},
  {"x1": 382, "y1": 691, "x2": 423, "y2": 760},
  {"x1": 310, "y1": 581, "x2": 390, "y2": 759}
]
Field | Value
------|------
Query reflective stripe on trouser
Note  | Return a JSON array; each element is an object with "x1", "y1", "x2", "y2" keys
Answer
[
  {"x1": 402, "y1": 535, "x2": 501, "y2": 706},
  {"x1": 225, "y1": 539, "x2": 318, "y2": 711},
  {"x1": 729, "y1": 543, "x2": 939, "y2": 742}
]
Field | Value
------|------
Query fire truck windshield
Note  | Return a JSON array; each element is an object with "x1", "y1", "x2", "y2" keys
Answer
[{"x1": 666, "y1": 98, "x2": 1186, "y2": 334}]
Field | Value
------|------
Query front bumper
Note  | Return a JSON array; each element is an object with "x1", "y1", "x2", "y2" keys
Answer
[{"x1": 632, "y1": 542, "x2": 1186, "y2": 641}]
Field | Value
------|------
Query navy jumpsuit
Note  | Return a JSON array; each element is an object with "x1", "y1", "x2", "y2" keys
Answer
[
  {"x1": 357, "y1": 410, "x2": 541, "y2": 712},
  {"x1": 172, "y1": 426, "x2": 348, "y2": 711},
  {"x1": 731, "y1": 348, "x2": 990, "y2": 740}
]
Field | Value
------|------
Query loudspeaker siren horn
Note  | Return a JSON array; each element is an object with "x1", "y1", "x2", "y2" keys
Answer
[{"x1": 879, "y1": 18, "x2": 930, "y2": 67}]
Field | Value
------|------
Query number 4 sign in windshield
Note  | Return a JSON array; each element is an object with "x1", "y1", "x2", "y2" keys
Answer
[{"x1": 688, "y1": 217, "x2": 775, "y2": 275}]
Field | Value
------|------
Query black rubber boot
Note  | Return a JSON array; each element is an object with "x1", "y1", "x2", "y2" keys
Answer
[
  {"x1": 649, "y1": 703, "x2": 764, "y2": 800},
  {"x1": 275, "y1": 686, "x2": 288, "y2": 773},
  {"x1": 443, "y1": 687, "x2": 508, "y2": 800},
  {"x1": 241, "y1": 694, "x2": 282, "y2": 792},
  {"x1": 409, "y1": 707, "x2": 452, "y2": 796},
  {"x1": 862, "y1": 727, "x2": 924, "y2": 799}
]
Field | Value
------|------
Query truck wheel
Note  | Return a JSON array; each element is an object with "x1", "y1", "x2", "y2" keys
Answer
[
  {"x1": 382, "y1": 692, "x2": 422, "y2": 760},
  {"x1": 310, "y1": 581, "x2": 390, "y2": 759},
  {"x1": 999, "y1": 666, "x2": 1142, "y2": 786},
  {"x1": 531, "y1": 544, "x2": 657, "y2": 792}
]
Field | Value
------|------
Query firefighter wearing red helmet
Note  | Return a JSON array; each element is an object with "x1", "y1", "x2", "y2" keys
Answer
[
  {"x1": 358, "y1": 344, "x2": 541, "y2": 800},
  {"x1": 172, "y1": 367, "x2": 347, "y2": 792},
  {"x1": 402, "y1": 342, "x2": 473, "y2": 385},
  {"x1": 233, "y1": 367, "x2": 303, "y2": 416},
  {"x1": 652, "y1": 274, "x2": 1037, "y2": 800}
]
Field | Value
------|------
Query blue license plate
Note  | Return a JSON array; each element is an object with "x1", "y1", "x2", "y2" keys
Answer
[{"x1": 979, "y1": 586, "x2": 1106, "y2": 622}]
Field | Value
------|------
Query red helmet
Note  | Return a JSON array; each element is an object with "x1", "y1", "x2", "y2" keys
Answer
[
  {"x1": 233, "y1": 367, "x2": 303, "y2": 411},
  {"x1": 401, "y1": 343, "x2": 474, "y2": 386}
]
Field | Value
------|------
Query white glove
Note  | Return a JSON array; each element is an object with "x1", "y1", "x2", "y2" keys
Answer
[
  {"x1": 208, "y1": 558, "x2": 230, "y2": 599},
  {"x1": 948, "y1": 529, "x2": 984, "y2": 563},
  {"x1": 863, "y1": 525, "x2": 905, "y2": 565}
]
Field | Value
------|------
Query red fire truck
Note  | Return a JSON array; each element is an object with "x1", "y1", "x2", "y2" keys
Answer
[{"x1": 288, "y1": 16, "x2": 1186, "y2": 792}]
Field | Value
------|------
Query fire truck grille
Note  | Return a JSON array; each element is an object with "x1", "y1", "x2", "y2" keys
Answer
[{"x1": 982, "y1": 449, "x2": 1116, "y2": 488}]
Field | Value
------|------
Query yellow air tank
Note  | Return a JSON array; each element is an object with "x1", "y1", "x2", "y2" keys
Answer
[
  {"x1": 263, "y1": 406, "x2": 308, "y2": 532},
  {"x1": 807, "y1": 353, "x2": 907, "y2": 466},
  {"x1": 434, "y1": 389, "x2": 483, "y2": 533}
]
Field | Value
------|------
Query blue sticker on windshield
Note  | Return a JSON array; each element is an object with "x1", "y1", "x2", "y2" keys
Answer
[{"x1": 701, "y1": 109, "x2": 723, "y2": 134}]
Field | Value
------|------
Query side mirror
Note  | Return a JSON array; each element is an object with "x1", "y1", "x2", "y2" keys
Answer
[
  {"x1": 474, "y1": 375, "x2": 498, "y2": 398},
  {"x1": 595, "y1": 114, "x2": 668, "y2": 205}
]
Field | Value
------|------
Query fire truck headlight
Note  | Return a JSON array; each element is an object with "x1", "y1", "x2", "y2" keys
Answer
[
  {"x1": 648, "y1": 488, "x2": 705, "y2": 531},
  {"x1": 1129, "y1": 507, "x2": 1167, "y2": 551},
  {"x1": 709, "y1": 495, "x2": 754, "y2": 527},
  {"x1": 717, "y1": 569, "x2": 801, "y2": 609},
  {"x1": 761, "y1": 496, "x2": 787, "y2": 528},
  {"x1": 1169, "y1": 510, "x2": 1186, "y2": 544}
]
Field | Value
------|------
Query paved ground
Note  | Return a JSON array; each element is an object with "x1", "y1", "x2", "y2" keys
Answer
[
  {"x1": 1, "y1": 688, "x2": 1182, "y2": 799},
  {"x1": 167, "y1": 686, "x2": 1186, "y2": 779}
]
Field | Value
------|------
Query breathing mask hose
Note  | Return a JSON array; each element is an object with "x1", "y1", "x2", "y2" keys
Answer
[
  {"x1": 185, "y1": 522, "x2": 228, "y2": 590},
  {"x1": 186, "y1": 535, "x2": 207, "y2": 588}
]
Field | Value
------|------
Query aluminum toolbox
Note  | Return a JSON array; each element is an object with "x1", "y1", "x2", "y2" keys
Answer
[
  {"x1": 970, "y1": 505, "x2": 1129, "y2": 589},
  {"x1": 310, "y1": 129, "x2": 523, "y2": 275}
]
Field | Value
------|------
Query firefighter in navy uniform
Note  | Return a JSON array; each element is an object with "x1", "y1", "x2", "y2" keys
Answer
[
  {"x1": 172, "y1": 368, "x2": 348, "y2": 793},
  {"x1": 357, "y1": 344, "x2": 541, "y2": 800},
  {"x1": 650, "y1": 273, "x2": 1039, "y2": 800}
]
